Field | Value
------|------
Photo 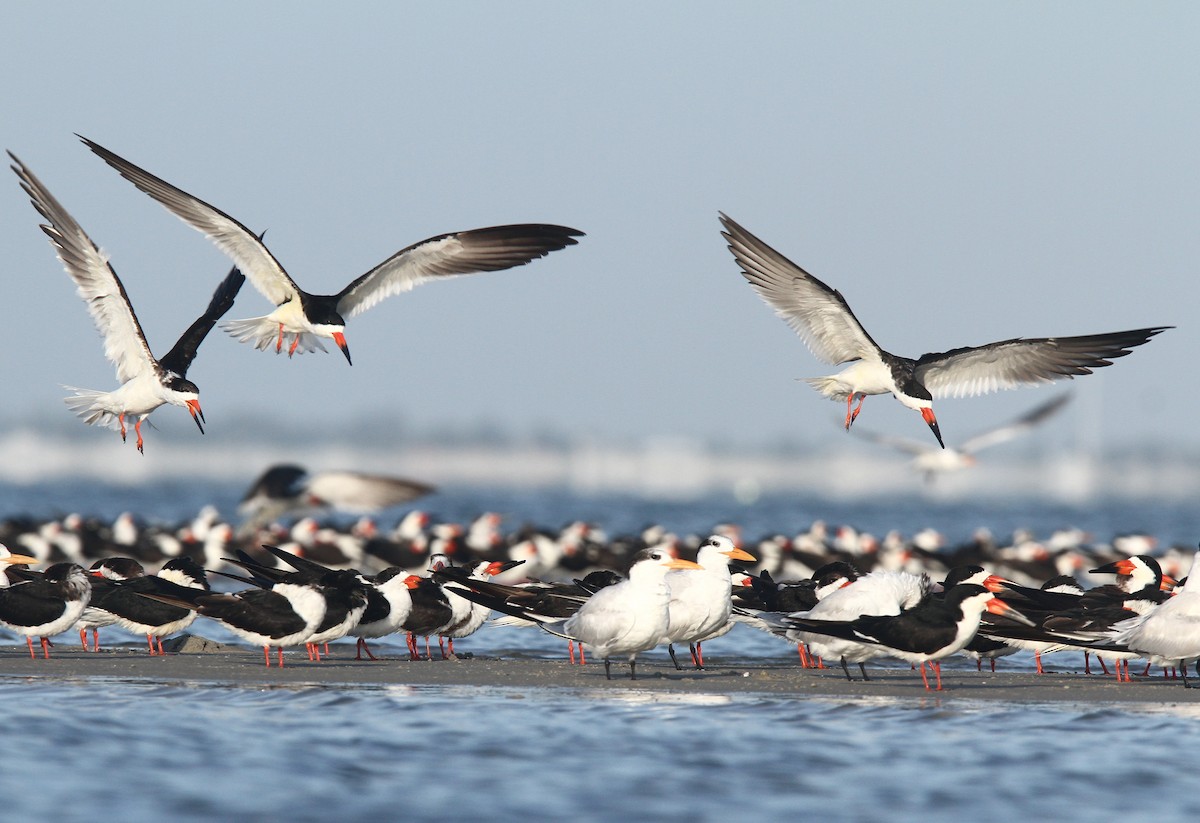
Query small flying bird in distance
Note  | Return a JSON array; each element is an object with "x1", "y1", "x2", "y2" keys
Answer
[
  {"x1": 80, "y1": 136, "x2": 584, "y2": 365},
  {"x1": 10, "y1": 151, "x2": 244, "y2": 453},
  {"x1": 853, "y1": 392, "x2": 1072, "y2": 482},
  {"x1": 238, "y1": 463, "x2": 435, "y2": 529},
  {"x1": 719, "y1": 212, "x2": 1169, "y2": 448}
]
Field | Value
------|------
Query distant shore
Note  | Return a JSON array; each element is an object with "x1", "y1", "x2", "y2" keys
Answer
[{"x1": 1, "y1": 636, "x2": 1198, "y2": 705}]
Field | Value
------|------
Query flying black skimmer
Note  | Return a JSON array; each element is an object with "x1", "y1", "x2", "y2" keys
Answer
[
  {"x1": 719, "y1": 212, "x2": 1170, "y2": 448},
  {"x1": 80, "y1": 136, "x2": 584, "y2": 364},
  {"x1": 777, "y1": 582, "x2": 1032, "y2": 690},
  {"x1": 83, "y1": 556, "x2": 211, "y2": 654},
  {"x1": 660, "y1": 535, "x2": 756, "y2": 670},
  {"x1": 854, "y1": 393, "x2": 1072, "y2": 481},
  {"x1": 10, "y1": 152, "x2": 244, "y2": 453},
  {"x1": 0, "y1": 563, "x2": 92, "y2": 658},
  {"x1": 238, "y1": 463, "x2": 435, "y2": 531}
]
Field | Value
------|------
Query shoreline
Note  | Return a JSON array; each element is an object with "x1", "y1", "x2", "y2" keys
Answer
[{"x1": 2, "y1": 636, "x2": 1198, "y2": 705}]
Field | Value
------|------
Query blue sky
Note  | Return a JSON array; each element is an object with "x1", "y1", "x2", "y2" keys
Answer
[{"x1": 2, "y1": 3, "x2": 1195, "y2": 464}]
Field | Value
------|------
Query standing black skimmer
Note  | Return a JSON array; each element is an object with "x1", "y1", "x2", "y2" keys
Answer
[
  {"x1": 854, "y1": 393, "x2": 1072, "y2": 481},
  {"x1": 0, "y1": 563, "x2": 92, "y2": 659},
  {"x1": 141, "y1": 573, "x2": 327, "y2": 667},
  {"x1": 777, "y1": 570, "x2": 933, "y2": 681},
  {"x1": 84, "y1": 556, "x2": 211, "y2": 654},
  {"x1": 80, "y1": 136, "x2": 584, "y2": 364},
  {"x1": 237, "y1": 463, "x2": 435, "y2": 531},
  {"x1": 660, "y1": 535, "x2": 756, "y2": 670},
  {"x1": 778, "y1": 583, "x2": 1032, "y2": 690},
  {"x1": 430, "y1": 558, "x2": 524, "y2": 658},
  {"x1": 1103, "y1": 549, "x2": 1200, "y2": 687},
  {"x1": 10, "y1": 152, "x2": 244, "y2": 453},
  {"x1": 400, "y1": 574, "x2": 454, "y2": 661},
  {"x1": 719, "y1": 212, "x2": 1169, "y2": 448},
  {"x1": 348, "y1": 567, "x2": 413, "y2": 661}
]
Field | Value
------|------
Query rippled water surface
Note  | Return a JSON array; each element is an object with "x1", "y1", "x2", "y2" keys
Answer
[{"x1": 3, "y1": 677, "x2": 1200, "y2": 823}]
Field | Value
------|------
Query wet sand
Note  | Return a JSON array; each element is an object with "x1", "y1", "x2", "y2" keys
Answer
[{"x1": 2, "y1": 635, "x2": 1198, "y2": 704}]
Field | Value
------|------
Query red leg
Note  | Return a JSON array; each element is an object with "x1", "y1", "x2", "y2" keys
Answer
[
  {"x1": 263, "y1": 646, "x2": 272, "y2": 667},
  {"x1": 448, "y1": 638, "x2": 456, "y2": 658},
  {"x1": 438, "y1": 637, "x2": 447, "y2": 660},
  {"x1": 695, "y1": 642, "x2": 704, "y2": 668},
  {"x1": 146, "y1": 635, "x2": 156, "y2": 655},
  {"x1": 276, "y1": 323, "x2": 285, "y2": 353},
  {"x1": 288, "y1": 335, "x2": 301, "y2": 357},
  {"x1": 118, "y1": 413, "x2": 127, "y2": 443},
  {"x1": 579, "y1": 645, "x2": 587, "y2": 665},
  {"x1": 919, "y1": 662, "x2": 931, "y2": 690},
  {"x1": 1098, "y1": 656, "x2": 1111, "y2": 675},
  {"x1": 933, "y1": 662, "x2": 943, "y2": 691},
  {"x1": 844, "y1": 394, "x2": 856, "y2": 429},
  {"x1": 568, "y1": 640, "x2": 576, "y2": 664},
  {"x1": 990, "y1": 658, "x2": 997, "y2": 673},
  {"x1": 93, "y1": 629, "x2": 100, "y2": 652},
  {"x1": 156, "y1": 637, "x2": 165, "y2": 656},
  {"x1": 40, "y1": 637, "x2": 51, "y2": 659},
  {"x1": 1084, "y1": 651, "x2": 1092, "y2": 675},
  {"x1": 1034, "y1": 650, "x2": 1044, "y2": 674},
  {"x1": 976, "y1": 658, "x2": 982, "y2": 672},
  {"x1": 134, "y1": 419, "x2": 145, "y2": 454},
  {"x1": 278, "y1": 647, "x2": 285, "y2": 667},
  {"x1": 80, "y1": 628, "x2": 89, "y2": 651},
  {"x1": 26, "y1": 637, "x2": 36, "y2": 659}
]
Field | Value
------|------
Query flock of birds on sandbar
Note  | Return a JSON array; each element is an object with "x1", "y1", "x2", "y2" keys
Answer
[
  {"x1": 0, "y1": 490, "x2": 1198, "y2": 690},
  {"x1": 1, "y1": 136, "x2": 1185, "y2": 689}
]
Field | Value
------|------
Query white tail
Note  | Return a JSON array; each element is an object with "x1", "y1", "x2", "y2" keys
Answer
[
  {"x1": 62, "y1": 388, "x2": 118, "y2": 430},
  {"x1": 801, "y1": 376, "x2": 851, "y2": 401},
  {"x1": 222, "y1": 317, "x2": 328, "y2": 356}
]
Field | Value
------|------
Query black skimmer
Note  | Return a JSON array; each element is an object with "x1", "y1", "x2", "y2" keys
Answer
[
  {"x1": 1101, "y1": 549, "x2": 1200, "y2": 687},
  {"x1": 778, "y1": 583, "x2": 1032, "y2": 690},
  {"x1": 0, "y1": 563, "x2": 92, "y2": 658},
  {"x1": 348, "y1": 567, "x2": 413, "y2": 661},
  {"x1": 854, "y1": 393, "x2": 1072, "y2": 481},
  {"x1": 455, "y1": 568, "x2": 623, "y2": 664},
  {"x1": 141, "y1": 572, "x2": 327, "y2": 667},
  {"x1": 430, "y1": 558, "x2": 523, "y2": 658},
  {"x1": 660, "y1": 535, "x2": 756, "y2": 670},
  {"x1": 238, "y1": 463, "x2": 435, "y2": 531},
  {"x1": 719, "y1": 212, "x2": 1169, "y2": 448},
  {"x1": 220, "y1": 548, "x2": 371, "y2": 660},
  {"x1": 84, "y1": 557, "x2": 211, "y2": 654},
  {"x1": 80, "y1": 136, "x2": 584, "y2": 364},
  {"x1": 10, "y1": 152, "x2": 244, "y2": 453},
  {"x1": 783, "y1": 570, "x2": 934, "y2": 681},
  {"x1": 399, "y1": 574, "x2": 454, "y2": 661}
]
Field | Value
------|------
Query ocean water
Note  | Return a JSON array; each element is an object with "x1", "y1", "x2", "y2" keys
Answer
[{"x1": 3, "y1": 481, "x2": 1200, "y2": 821}]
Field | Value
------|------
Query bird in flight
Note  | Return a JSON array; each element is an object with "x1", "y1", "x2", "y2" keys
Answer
[
  {"x1": 720, "y1": 212, "x2": 1169, "y2": 448},
  {"x1": 81, "y1": 136, "x2": 583, "y2": 365},
  {"x1": 11, "y1": 151, "x2": 243, "y2": 453}
]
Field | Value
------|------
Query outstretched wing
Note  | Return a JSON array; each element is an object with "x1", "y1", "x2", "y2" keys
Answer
[
  {"x1": 336, "y1": 224, "x2": 583, "y2": 318},
  {"x1": 10, "y1": 151, "x2": 157, "y2": 384},
  {"x1": 80, "y1": 136, "x2": 299, "y2": 307},
  {"x1": 915, "y1": 328, "x2": 1170, "y2": 399},
  {"x1": 720, "y1": 212, "x2": 882, "y2": 365},
  {"x1": 959, "y1": 392, "x2": 1072, "y2": 454},
  {"x1": 158, "y1": 265, "x2": 245, "y2": 377}
]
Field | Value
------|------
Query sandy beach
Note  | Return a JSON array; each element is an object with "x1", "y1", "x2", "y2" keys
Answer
[{"x1": 0, "y1": 635, "x2": 1196, "y2": 705}]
